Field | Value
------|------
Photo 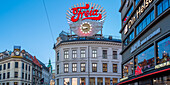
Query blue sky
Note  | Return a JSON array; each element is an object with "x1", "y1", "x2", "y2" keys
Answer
[{"x1": 0, "y1": 0, "x2": 121, "y2": 69}]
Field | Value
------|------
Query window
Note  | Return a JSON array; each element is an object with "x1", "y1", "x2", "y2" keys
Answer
[
  {"x1": 113, "y1": 78, "x2": 118, "y2": 84},
  {"x1": 57, "y1": 65, "x2": 59, "y2": 74},
  {"x1": 124, "y1": 31, "x2": 134, "y2": 46},
  {"x1": 57, "y1": 52, "x2": 59, "y2": 61},
  {"x1": 14, "y1": 82, "x2": 18, "y2": 85},
  {"x1": 113, "y1": 51, "x2": 117, "y2": 59},
  {"x1": 136, "y1": 10, "x2": 154, "y2": 35},
  {"x1": 157, "y1": 0, "x2": 170, "y2": 16},
  {"x1": 15, "y1": 62, "x2": 18, "y2": 68},
  {"x1": 72, "y1": 50, "x2": 77, "y2": 58},
  {"x1": 22, "y1": 63, "x2": 24, "y2": 69},
  {"x1": 57, "y1": 79, "x2": 59, "y2": 85},
  {"x1": 103, "y1": 63, "x2": 107, "y2": 72},
  {"x1": 6, "y1": 82, "x2": 9, "y2": 85},
  {"x1": 0, "y1": 74, "x2": 1, "y2": 80},
  {"x1": 0, "y1": 65, "x2": 2, "y2": 71},
  {"x1": 92, "y1": 63, "x2": 97, "y2": 72},
  {"x1": 26, "y1": 64, "x2": 27, "y2": 70},
  {"x1": 3, "y1": 73, "x2": 5, "y2": 79},
  {"x1": 123, "y1": 5, "x2": 133, "y2": 25},
  {"x1": 123, "y1": 59, "x2": 134, "y2": 78},
  {"x1": 81, "y1": 63, "x2": 86, "y2": 72},
  {"x1": 14, "y1": 72, "x2": 18, "y2": 78},
  {"x1": 135, "y1": 46, "x2": 155, "y2": 71},
  {"x1": 72, "y1": 63, "x2": 77, "y2": 72},
  {"x1": 7, "y1": 72, "x2": 10, "y2": 78},
  {"x1": 7, "y1": 63, "x2": 10, "y2": 69},
  {"x1": 135, "y1": 0, "x2": 140, "y2": 5},
  {"x1": 29, "y1": 66, "x2": 30, "y2": 71},
  {"x1": 103, "y1": 50, "x2": 107, "y2": 59},
  {"x1": 3, "y1": 64, "x2": 6, "y2": 70},
  {"x1": 157, "y1": 36, "x2": 170, "y2": 64},
  {"x1": 25, "y1": 73, "x2": 27, "y2": 80},
  {"x1": 113, "y1": 64, "x2": 117, "y2": 73},
  {"x1": 28, "y1": 74, "x2": 30, "y2": 80},
  {"x1": 64, "y1": 64, "x2": 69, "y2": 73},
  {"x1": 22, "y1": 72, "x2": 24, "y2": 79},
  {"x1": 64, "y1": 50, "x2": 69, "y2": 59},
  {"x1": 92, "y1": 50, "x2": 97, "y2": 58},
  {"x1": 81, "y1": 49, "x2": 86, "y2": 58}
]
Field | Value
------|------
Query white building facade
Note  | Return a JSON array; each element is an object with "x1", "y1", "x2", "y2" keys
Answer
[
  {"x1": 54, "y1": 38, "x2": 122, "y2": 85},
  {"x1": 0, "y1": 51, "x2": 32, "y2": 85}
]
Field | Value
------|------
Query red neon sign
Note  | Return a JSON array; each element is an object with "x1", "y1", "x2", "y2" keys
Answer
[
  {"x1": 135, "y1": 66, "x2": 143, "y2": 76},
  {"x1": 71, "y1": 4, "x2": 102, "y2": 22}
]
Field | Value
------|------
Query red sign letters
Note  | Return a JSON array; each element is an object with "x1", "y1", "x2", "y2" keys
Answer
[
  {"x1": 135, "y1": 66, "x2": 143, "y2": 76},
  {"x1": 71, "y1": 4, "x2": 102, "y2": 22}
]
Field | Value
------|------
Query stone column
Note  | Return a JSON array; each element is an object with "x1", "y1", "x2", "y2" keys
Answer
[
  {"x1": 69, "y1": 78, "x2": 72, "y2": 85},
  {"x1": 95, "y1": 77, "x2": 97, "y2": 85},
  {"x1": 86, "y1": 77, "x2": 89, "y2": 85},
  {"x1": 103, "y1": 77, "x2": 105, "y2": 85},
  {"x1": 77, "y1": 77, "x2": 80, "y2": 85}
]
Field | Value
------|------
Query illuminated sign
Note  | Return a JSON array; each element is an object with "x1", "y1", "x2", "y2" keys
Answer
[
  {"x1": 131, "y1": 28, "x2": 160, "y2": 53},
  {"x1": 155, "y1": 61, "x2": 170, "y2": 69},
  {"x1": 67, "y1": 3, "x2": 106, "y2": 36},
  {"x1": 71, "y1": 4, "x2": 102, "y2": 22},
  {"x1": 135, "y1": 66, "x2": 143, "y2": 76},
  {"x1": 120, "y1": 77, "x2": 128, "y2": 81},
  {"x1": 124, "y1": 0, "x2": 154, "y2": 34}
]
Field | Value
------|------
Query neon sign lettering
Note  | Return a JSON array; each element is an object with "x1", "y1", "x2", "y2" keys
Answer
[
  {"x1": 71, "y1": 4, "x2": 102, "y2": 22},
  {"x1": 135, "y1": 66, "x2": 143, "y2": 76}
]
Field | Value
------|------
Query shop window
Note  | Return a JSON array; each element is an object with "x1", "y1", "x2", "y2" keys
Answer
[
  {"x1": 136, "y1": 10, "x2": 154, "y2": 35},
  {"x1": 72, "y1": 78, "x2": 77, "y2": 85},
  {"x1": 153, "y1": 74, "x2": 170, "y2": 85},
  {"x1": 97, "y1": 78, "x2": 103, "y2": 85},
  {"x1": 135, "y1": 46, "x2": 155, "y2": 72},
  {"x1": 64, "y1": 50, "x2": 69, "y2": 59},
  {"x1": 113, "y1": 78, "x2": 118, "y2": 84},
  {"x1": 157, "y1": 0, "x2": 170, "y2": 16},
  {"x1": 90, "y1": 77, "x2": 95, "y2": 85},
  {"x1": 102, "y1": 50, "x2": 107, "y2": 59},
  {"x1": 72, "y1": 63, "x2": 77, "y2": 72},
  {"x1": 72, "y1": 50, "x2": 77, "y2": 58},
  {"x1": 105, "y1": 78, "x2": 110, "y2": 85},
  {"x1": 64, "y1": 63, "x2": 69, "y2": 73},
  {"x1": 157, "y1": 36, "x2": 170, "y2": 64},
  {"x1": 92, "y1": 63, "x2": 97, "y2": 72},
  {"x1": 103, "y1": 63, "x2": 107, "y2": 72},
  {"x1": 80, "y1": 77, "x2": 85, "y2": 85},
  {"x1": 64, "y1": 78, "x2": 69, "y2": 85},
  {"x1": 123, "y1": 59, "x2": 134, "y2": 78}
]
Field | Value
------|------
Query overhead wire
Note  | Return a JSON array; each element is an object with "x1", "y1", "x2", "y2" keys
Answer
[{"x1": 42, "y1": 0, "x2": 55, "y2": 43}]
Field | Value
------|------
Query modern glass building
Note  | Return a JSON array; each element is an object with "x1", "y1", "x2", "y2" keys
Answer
[{"x1": 118, "y1": 0, "x2": 170, "y2": 85}]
